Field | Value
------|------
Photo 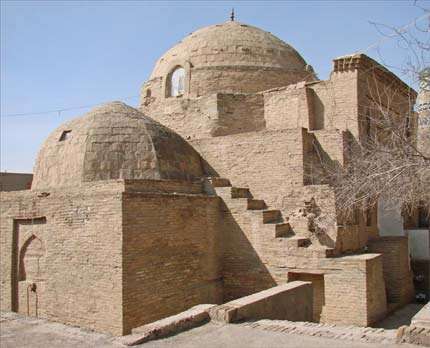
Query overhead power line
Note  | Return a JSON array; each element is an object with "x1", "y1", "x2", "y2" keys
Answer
[
  {"x1": 1, "y1": 95, "x2": 140, "y2": 118},
  {"x1": 356, "y1": 11, "x2": 429, "y2": 55},
  {"x1": 1, "y1": 12, "x2": 429, "y2": 119}
]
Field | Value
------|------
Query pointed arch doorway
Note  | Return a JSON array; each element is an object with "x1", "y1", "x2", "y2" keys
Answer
[{"x1": 12, "y1": 217, "x2": 47, "y2": 317}]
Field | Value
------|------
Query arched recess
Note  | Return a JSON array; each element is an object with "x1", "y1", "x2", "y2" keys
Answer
[
  {"x1": 163, "y1": 60, "x2": 192, "y2": 98},
  {"x1": 18, "y1": 235, "x2": 46, "y2": 282},
  {"x1": 170, "y1": 66, "x2": 186, "y2": 96}
]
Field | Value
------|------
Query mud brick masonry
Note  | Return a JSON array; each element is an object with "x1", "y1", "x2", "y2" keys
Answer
[{"x1": 1, "y1": 20, "x2": 419, "y2": 335}]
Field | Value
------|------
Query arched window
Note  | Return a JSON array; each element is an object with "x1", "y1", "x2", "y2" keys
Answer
[{"x1": 169, "y1": 67, "x2": 185, "y2": 97}]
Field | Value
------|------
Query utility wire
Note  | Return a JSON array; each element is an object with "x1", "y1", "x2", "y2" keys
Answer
[
  {"x1": 1, "y1": 95, "x2": 140, "y2": 118},
  {"x1": 355, "y1": 11, "x2": 429, "y2": 55},
  {"x1": 1, "y1": 12, "x2": 429, "y2": 119}
]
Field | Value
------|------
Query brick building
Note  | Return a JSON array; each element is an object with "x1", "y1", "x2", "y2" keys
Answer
[
  {"x1": 0, "y1": 172, "x2": 33, "y2": 192},
  {"x1": 0, "y1": 19, "x2": 418, "y2": 335}
]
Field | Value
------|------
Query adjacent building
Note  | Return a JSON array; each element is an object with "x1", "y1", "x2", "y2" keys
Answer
[{"x1": 0, "y1": 172, "x2": 33, "y2": 192}]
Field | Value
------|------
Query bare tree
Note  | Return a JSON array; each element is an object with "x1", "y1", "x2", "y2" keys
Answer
[{"x1": 310, "y1": 5, "x2": 430, "y2": 222}]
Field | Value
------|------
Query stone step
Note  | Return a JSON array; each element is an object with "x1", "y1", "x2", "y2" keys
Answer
[
  {"x1": 293, "y1": 247, "x2": 337, "y2": 258},
  {"x1": 286, "y1": 237, "x2": 311, "y2": 248},
  {"x1": 262, "y1": 210, "x2": 282, "y2": 224},
  {"x1": 324, "y1": 248, "x2": 336, "y2": 257},
  {"x1": 231, "y1": 187, "x2": 252, "y2": 199},
  {"x1": 217, "y1": 198, "x2": 255, "y2": 214},
  {"x1": 274, "y1": 223, "x2": 293, "y2": 238},
  {"x1": 208, "y1": 177, "x2": 231, "y2": 187},
  {"x1": 247, "y1": 199, "x2": 266, "y2": 210}
]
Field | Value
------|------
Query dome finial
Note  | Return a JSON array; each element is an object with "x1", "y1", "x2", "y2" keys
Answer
[{"x1": 230, "y1": 8, "x2": 235, "y2": 21}]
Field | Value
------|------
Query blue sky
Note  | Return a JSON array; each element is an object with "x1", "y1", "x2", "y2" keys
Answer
[{"x1": 1, "y1": 0, "x2": 428, "y2": 172}]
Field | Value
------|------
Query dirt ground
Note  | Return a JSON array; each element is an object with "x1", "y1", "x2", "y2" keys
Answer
[
  {"x1": 1, "y1": 308, "x2": 423, "y2": 348},
  {"x1": 375, "y1": 304, "x2": 424, "y2": 329}
]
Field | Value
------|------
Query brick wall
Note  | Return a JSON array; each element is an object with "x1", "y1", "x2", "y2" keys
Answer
[
  {"x1": 1, "y1": 181, "x2": 224, "y2": 335},
  {"x1": 213, "y1": 93, "x2": 265, "y2": 136},
  {"x1": 288, "y1": 272, "x2": 324, "y2": 322},
  {"x1": 141, "y1": 92, "x2": 265, "y2": 141},
  {"x1": 368, "y1": 236, "x2": 414, "y2": 305},
  {"x1": 188, "y1": 67, "x2": 310, "y2": 97},
  {"x1": 219, "y1": 198, "x2": 278, "y2": 301},
  {"x1": 263, "y1": 82, "x2": 311, "y2": 130},
  {"x1": 122, "y1": 192, "x2": 223, "y2": 334},
  {"x1": 0, "y1": 172, "x2": 33, "y2": 191},
  {"x1": 192, "y1": 129, "x2": 306, "y2": 212},
  {"x1": 365, "y1": 253, "x2": 389, "y2": 324},
  {"x1": 307, "y1": 130, "x2": 346, "y2": 166},
  {"x1": 141, "y1": 93, "x2": 219, "y2": 140},
  {"x1": 1, "y1": 183, "x2": 124, "y2": 335},
  {"x1": 192, "y1": 128, "x2": 345, "y2": 244},
  {"x1": 307, "y1": 70, "x2": 359, "y2": 136},
  {"x1": 321, "y1": 254, "x2": 387, "y2": 326},
  {"x1": 302, "y1": 130, "x2": 346, "y2": 186},
  {"x1": 140, "y1": 67, "x2": 311, "y2": 111}
]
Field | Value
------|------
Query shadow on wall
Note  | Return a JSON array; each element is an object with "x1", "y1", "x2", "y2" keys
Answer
[
  {"x1": 305, "y1": 199, "x2": 337, "y2": 249},
  {"x1": 310, "y1": 90, "x2": 325, "y2": 131},
  {"x1": 374, "y1": 303, "x2": 425, "y2": 329},
  {"x1": 288, "y1": 272, "x2": 325, "y2": 322},
  {"x1": 219, "y1": 200, "x2": 277, "y2": 302},
  {"x1": 302, "y1": 131, "x2": 365, "y2": 252},
  {"x1": 303, "y1": 132, "x2": 341, "y2": 186},
  {"x1": 197, "y1": 153, "x2": 277, "y2": 300},
  {"x1": 303, "y1": 130, "x2": 360, "y2": 187}
]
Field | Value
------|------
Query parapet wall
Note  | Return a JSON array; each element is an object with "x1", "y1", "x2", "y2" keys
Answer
[{"x1": 140, "y1": 92, "x2": 265, "y2": 140}]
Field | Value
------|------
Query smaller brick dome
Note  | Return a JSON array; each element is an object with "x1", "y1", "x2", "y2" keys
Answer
[{"x1": 32, "y1": 102, "x2": 205, "y2": 190}]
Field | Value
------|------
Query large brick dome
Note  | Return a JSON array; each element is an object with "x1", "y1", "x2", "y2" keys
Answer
[
  {"x1": 31, "y1": 102, "x2": 205, "y2": 190},
  {"x1": 148, "y1": 20, "x2": 314, "y2": 95}
]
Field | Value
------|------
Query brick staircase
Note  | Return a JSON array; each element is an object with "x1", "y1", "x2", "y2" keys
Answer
[{"x1": 206, "y1": 177, "x2": 330, "y2": 254}]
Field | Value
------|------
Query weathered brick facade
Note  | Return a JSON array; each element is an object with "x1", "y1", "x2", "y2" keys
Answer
[
  {"x1": 368, "y1": 236, "x2": 415, "y2": 306},
  {"x1": 0, "y1": 19, "x2": 417, "y2": 335},
  {"x1": 1, "y1": 184, "x2": 124, "y2": 334}
]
